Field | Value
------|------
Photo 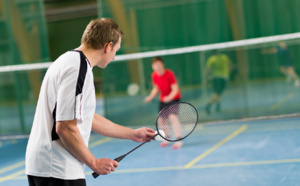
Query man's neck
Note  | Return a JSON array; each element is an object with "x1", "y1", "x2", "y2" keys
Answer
[{"x1": 75, "y1": 45, "x2": 104, "y2": 67}]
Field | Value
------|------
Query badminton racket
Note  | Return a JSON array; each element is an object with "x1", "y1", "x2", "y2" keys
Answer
[{"x1": 92, "y1": 101, "x2": 198, "y2": 178}]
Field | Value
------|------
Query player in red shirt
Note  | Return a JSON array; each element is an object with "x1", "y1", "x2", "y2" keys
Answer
[{"x1": 145, "y1": 57, "x2": 183, "y2": 149}]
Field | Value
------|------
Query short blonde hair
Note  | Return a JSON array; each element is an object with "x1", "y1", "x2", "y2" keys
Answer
[{"x1": 81, "y1": 18, "x2": 124, "y2": 49}]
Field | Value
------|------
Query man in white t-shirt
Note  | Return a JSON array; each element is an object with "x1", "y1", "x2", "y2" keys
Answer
[{"x1": 25, "y1": 18, "x2": 155, "y2": 186}]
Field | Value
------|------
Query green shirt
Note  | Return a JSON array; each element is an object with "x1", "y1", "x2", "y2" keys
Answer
[{"x1": 206, "y1": 54, "x2": 231, "y2": 79}]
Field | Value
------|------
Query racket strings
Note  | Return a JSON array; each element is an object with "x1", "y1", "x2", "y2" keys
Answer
[{"x1": 157, "y1": 102, "x2": 198, "y2": 141}]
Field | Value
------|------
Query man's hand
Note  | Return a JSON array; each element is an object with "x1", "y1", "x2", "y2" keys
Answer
[
  {"x1": 93, "y1": 158, "x2": 119, "y2": 175},
  {"x1": 132, "y1": 127, "x2": 156, "y2": 142}
]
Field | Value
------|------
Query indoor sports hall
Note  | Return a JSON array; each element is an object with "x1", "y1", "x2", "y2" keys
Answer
[{"x1": 1, "y1": 0, "x2": 300, "y2": 186}]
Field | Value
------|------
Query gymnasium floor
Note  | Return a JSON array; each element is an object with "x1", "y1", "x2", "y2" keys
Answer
[{"x1": 1, "y1": 116, "x2": 300, "y2": 186}]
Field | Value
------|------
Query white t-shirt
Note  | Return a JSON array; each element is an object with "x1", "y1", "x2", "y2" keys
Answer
[{"x1": 25, "y1": 50, "x2": 95, "y2": 179}]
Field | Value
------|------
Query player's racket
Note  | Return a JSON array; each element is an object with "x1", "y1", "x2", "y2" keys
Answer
[{"x1": 92, "y1": 101, "x2": 198, "y2": 178}]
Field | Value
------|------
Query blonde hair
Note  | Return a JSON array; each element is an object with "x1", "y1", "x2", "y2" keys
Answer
[{"x1": 81, "y1": 18, "x2": 124, "y2": 49}]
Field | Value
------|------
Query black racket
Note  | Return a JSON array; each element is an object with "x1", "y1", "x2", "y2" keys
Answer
[{"x1": 92, "y1": 101, "x2": 198, "y2": 178}]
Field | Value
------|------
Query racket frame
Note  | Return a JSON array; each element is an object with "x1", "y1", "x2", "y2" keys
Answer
[
  {"x1": 156, "y1": 101, "x2": 198, "y2": 142},
  {"x1": 92, "y1": 101, "x2": 198, "y2": 178}
]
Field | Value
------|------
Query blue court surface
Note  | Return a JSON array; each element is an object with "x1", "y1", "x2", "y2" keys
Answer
[{"x1": 1, "y1": 117, "x2": 300, "y2": 186}]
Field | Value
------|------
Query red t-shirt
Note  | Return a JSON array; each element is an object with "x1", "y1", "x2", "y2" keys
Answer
[{"x1": 152, "y1": 69, "x2": 181, "y2": 102}]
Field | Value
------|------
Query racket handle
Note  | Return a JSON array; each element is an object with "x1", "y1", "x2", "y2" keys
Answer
[
  {"x1": 92, "y1": 137, "x2": 155, "y2": 179},
  {"x1": 92, "y1": 172, "x2": 99, "y2": 178},
  {"x1": 114, "y1": 154, "x2": 126, "y2": 162},
  {"x1": 92, "y1": 155, "x2": 126, "y2": 178}
]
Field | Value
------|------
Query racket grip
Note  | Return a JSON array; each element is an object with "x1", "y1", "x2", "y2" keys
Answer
[
  {"x1": 114, "y1": 155, "x2": 126, "y2": 162},
  {"x1": 92, "y1": 172, "x2": 99, "y2": 178},
  {"x1": 92, "y1": 155, "x2": 125, "y2": 178}
]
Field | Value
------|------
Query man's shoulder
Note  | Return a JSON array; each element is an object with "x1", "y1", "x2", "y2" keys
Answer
[
  {"x1": 56, "y1": 51, "x2": 80, "y2": 61},
  {"x1": 53, "y1": 51, "x2": 81, "y2": 68}
]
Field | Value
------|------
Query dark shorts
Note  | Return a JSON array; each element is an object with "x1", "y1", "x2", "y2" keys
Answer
[
  {"x1": 213, "y1": 78, "x2": 226, "y2": 95},
  {"x1": 159, "y1": 99, "x2": 180, "y2": 118},
  {"x1": 280, "y1": 60, "x2": 294, "y2": 67},
  {"x1": 159, "y1": 99, "x2": 180, "y2": 111},
  {"x1": 28, "y1": 175, "x2": 86, "y2": 186}
]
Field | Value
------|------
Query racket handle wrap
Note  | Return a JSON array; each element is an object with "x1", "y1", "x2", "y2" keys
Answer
[
  {"x1": 114, "y1": 155, "x2": 125, "y2": 162},
  {"x1": 92, "y1": 155, "x2": 125, "y2": 178},
  {"x1": 92, "y1": 172, "x2": 99, "y2": 178}
]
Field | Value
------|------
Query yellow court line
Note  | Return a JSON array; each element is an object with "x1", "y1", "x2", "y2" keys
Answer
[
  {"x1": 195, "y1": 125, "x2": 204, "y2": 130},
  {"x1": 11, "y1": 158, "x2": 300, "y2": 180},
  {"x1": 0, "y1": 138, "x2": 111, "y2": 182},
  {"x1": 0, "y1": 161, "x2": 25, "y2": 174},
  {"x1": 113, "y1": 158, "x2": 300, "y2": 174},
  {"x1": 89, "y1": 158, "x2": 300, "y2": 175},
  {"x1": 0, "y1": 138, "x2": 111, "y2": 181},
  {"x1": 0, "y1": 169, "x2": 24, "y2": 182},
  {"x1": 88, "y1": 135, "x2": 96, "y2": 142},
  {"x1": 184, "y1": 125, "x2": 247, "y2": 168},
  {"x1": 111, "y1": 166, "x2": 183, "y2": 174},
  {"x1": 270, "y1": 92, "x2": 294, "y2": 110},
  {"x1": 191, "y1": 158, "x2": 300, "y2": 169},
  {"x1": 89, "y1": 137, "x2": 113, "y2": 148}
]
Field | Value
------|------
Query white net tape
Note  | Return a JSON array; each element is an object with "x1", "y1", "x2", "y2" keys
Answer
[{"x1": 1, "y1": 32, "x2": 300, "y2": 73}]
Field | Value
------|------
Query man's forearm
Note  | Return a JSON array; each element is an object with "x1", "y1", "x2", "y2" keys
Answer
[
  {"x1": 92, "y1": 114, "x2": 136, "y2": 140},
  {"x1": 56, "y1": 120, "x2": 97, "y2": 170}
]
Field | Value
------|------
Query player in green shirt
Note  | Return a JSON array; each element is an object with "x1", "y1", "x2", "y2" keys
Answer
[{"x1": 205, "y1": 50, "x2": 232, "y2": 114}]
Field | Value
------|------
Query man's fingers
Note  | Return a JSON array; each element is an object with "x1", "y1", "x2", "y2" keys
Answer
[
  {"x1": 146, "y1": 129, "x2": 156, "y2": 138},
  {"x1": 147, "y1": 128, "x2": 156, "y2": 133},
  {"x1": 95, "y1": 158, "x2": 120, "y2": 175},
  {"x1": 111, "y1": 166, "x2": 116, "y2": 172},
  {"x1": 113, "y1": 160, "x2": 119, "y2": 168},
  {"x1": 102, "y1": 171, "x2": 109, "y2": 175}
]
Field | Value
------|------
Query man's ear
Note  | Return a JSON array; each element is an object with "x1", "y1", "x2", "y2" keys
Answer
[{"x1": 104, "y1": 42, "x2": 113, "y2": 53}]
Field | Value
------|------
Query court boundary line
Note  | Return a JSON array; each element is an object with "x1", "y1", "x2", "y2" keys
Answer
[
  {"x1": 270, "y1": 92, "x2": 295, "y2": 110},
  {"x1": 0, "y1": 169, "x2": 25, "y2": 182},
  {"x1": 7, "y1": 158, "x2": 300, "y2": 181},
  {"x1": 113, "y1": 158, "x2": 300, "y2": 174},
  {"x1": 184, "y1": 125, "x2": 247, "y2": 168},
  {"x1": 0, "y1": 161, "x2": 25, "y2": 174},
  {"x1": 0, "y1": 138, "x2": 112, "y2": 183},
  {"x1": 111, "y1": 158, "x2": 300, "y2": 174},
  {"x1": 89, "y1": 137, "x2": 113, "y2": 148}
]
